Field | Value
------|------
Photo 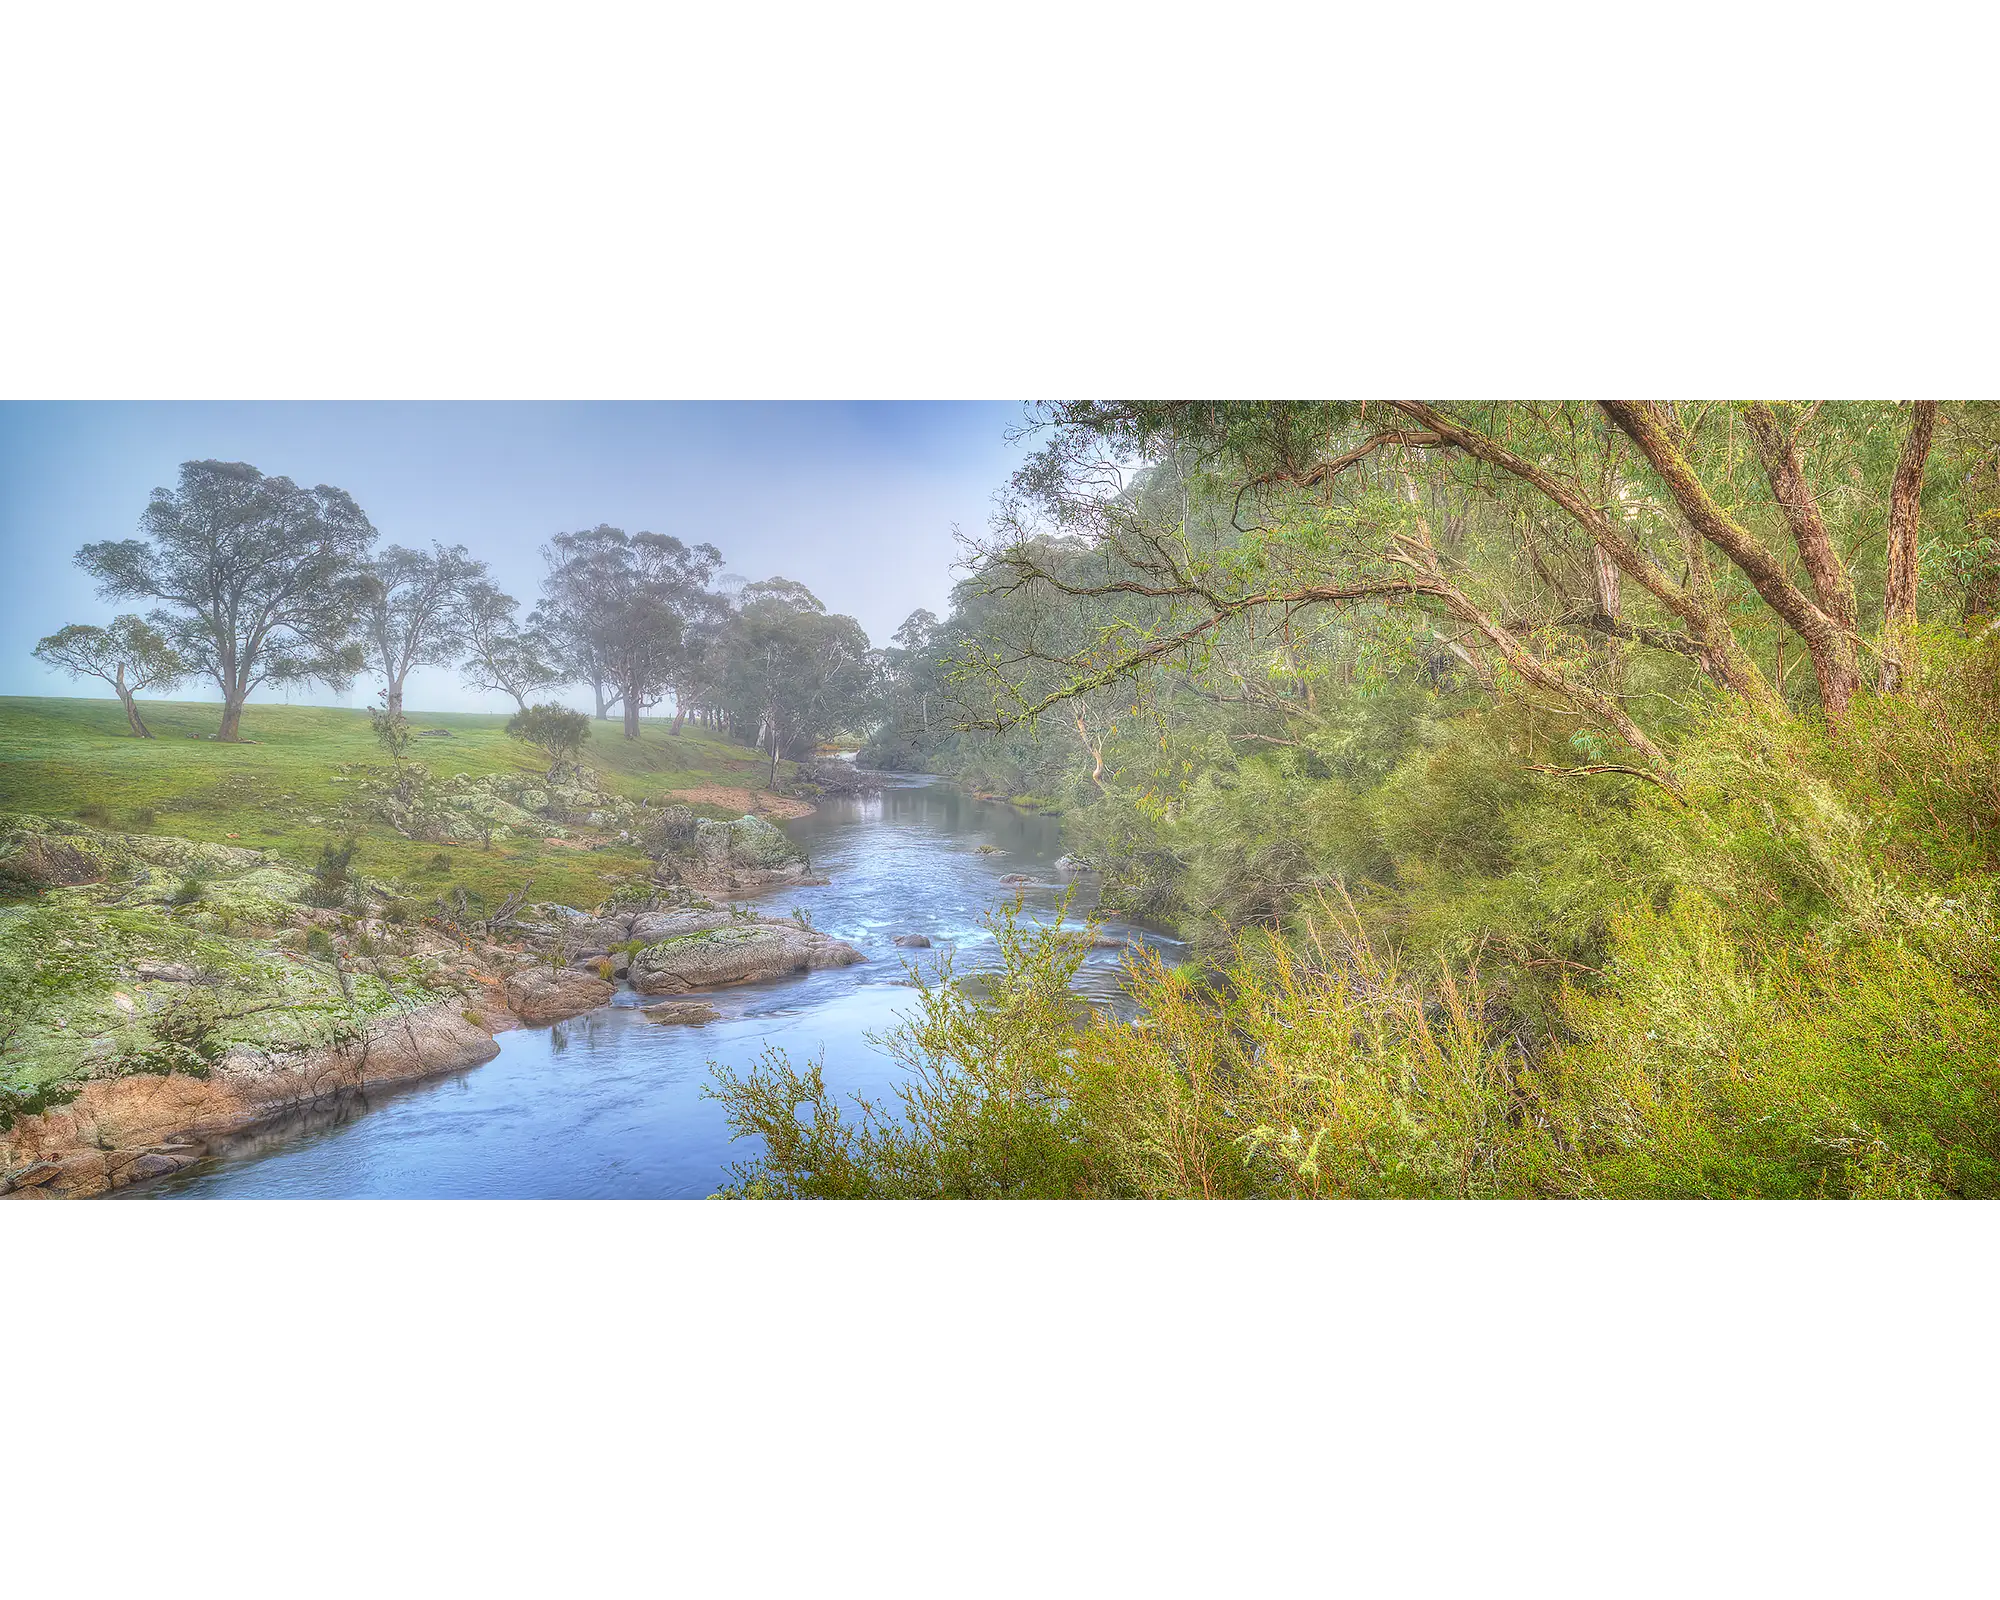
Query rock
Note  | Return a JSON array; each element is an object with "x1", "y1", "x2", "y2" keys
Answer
[
  {"x1": 629, "y1": 907, "x2": 739, "y2": 943},
  {"x1": 1054, "y1": 854, "x2": 1092, "y2": 871},
  {"x1": 133, "y1": 961, "x2": 199, "y2": 983},
  {"x1": 536, "y1": 905, "x2": 634, "y2": 947},
  {"x1": 629, "y1": 920, "x2": 863, "y2": 994},
  {"x1": 0, "y1": 823, "x2": 113, "y2": 888},
  {"x1": 121, "y1": 1151, "x2": 191, "y2": 1183},
  {"x1": 640, "y1": 1000, "x2": 720, "y2": 1026},
  {"x1": 503, "y1": 967, "x2": 615, "y2": 1023},
  {"x1": 3, "y1": 999, "x2": 504, "y2": 1200},
  {"x1": 998, "y1": 873, "x2": 1033, "y2": 885},
  {"x1": 974, "y1": 845, "x2": 1004, "y2": 855},
  {"x1": 648, "y1": 814, "x2": 815, "y2": 890},
  {"x1": 892, "y1": 933, "x2": 933, "y2": 948}
]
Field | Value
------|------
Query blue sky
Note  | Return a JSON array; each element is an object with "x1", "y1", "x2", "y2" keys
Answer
[{"x1": 0, "y1": 401, "x2": 1029, "y2": 713}]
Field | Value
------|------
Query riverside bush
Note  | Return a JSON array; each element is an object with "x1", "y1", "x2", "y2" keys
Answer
[{"x1": 710, "y1": 635, "x2": 2000, "y2": 1200}]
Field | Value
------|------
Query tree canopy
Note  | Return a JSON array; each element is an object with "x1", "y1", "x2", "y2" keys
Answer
[
  {"x1": 31, "y1": 615, "x2": 187, "y2": 738},
  {"x1": 359, "y1": 541, "x2": 486, "y2": 715},
  {"x1": 76, "y1": 459, "x2": 377, "y2": 741}
]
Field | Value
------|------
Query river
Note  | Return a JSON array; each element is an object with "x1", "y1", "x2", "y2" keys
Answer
[{"x1": 129, "y1": 777, "x2": 1181, "y2": 1198}]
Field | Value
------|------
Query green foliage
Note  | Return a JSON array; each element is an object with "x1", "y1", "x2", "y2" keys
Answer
[
  {"x1": 708, "y1": 901, "x2": 1101, "y2": 1198},
  {"x1": 712, "y1": 626, "x2": 2000, "y2": 1200},
  {"x1": 371, "y1": 705, "x2": 415, "y2": 765},
  {"x1": 305, "y1": 837, "x2": 359, "y2": 908},
  {"x1": 505, "y1": 702, "x2": 591, "y2": 770}
]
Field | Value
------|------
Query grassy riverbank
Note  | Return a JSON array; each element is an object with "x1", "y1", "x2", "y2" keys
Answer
[{"x1": 0, "y1": 696, "x2": 788, "y2": 909}]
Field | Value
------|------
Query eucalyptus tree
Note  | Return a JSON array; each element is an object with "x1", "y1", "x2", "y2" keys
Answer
[
  {"x1": 31, "y1": 615, "x2": 187, "y2": 737},
  {"x1": 76, "y1": 460, "x2": 376, "y2": 741},
  {"x1": 359, "y1": 542, "x2": 486, "y2": 715},
  {"x1": 457, "y1": 578, "x2": 561, "y2": 711},
  {"x1": 885, "y1": 608, "x2": 943, "y2": 738},
  {"x1": 533, "y1": 531, "x2": 622, "y2": 720},
  {"x1": 663, "y1": 585, "x2": 733, "y2": 734},
  {"x1": 535, "y1": 525, "x2": 724, "y2": 739},
  {"x1": 721, "y1": 578, "x2": 874, "y2": 784},
  {"x1": 967, "y1": 401, "x2": 1955, "y2": 797}
]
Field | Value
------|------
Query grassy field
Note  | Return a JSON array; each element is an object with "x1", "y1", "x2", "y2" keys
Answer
[{"x1": 0, "y1": 696, "x2": 785, "y2": 909}]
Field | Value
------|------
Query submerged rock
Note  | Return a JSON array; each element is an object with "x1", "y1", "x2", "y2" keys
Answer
[
  {"x1": 892, "y1": 933, "x2": 933, "y2": 948},
  {"x1": 640, "y1": 1000, "x2": 720, "y2": 1026}
]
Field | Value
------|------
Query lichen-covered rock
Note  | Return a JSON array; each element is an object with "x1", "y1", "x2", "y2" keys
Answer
[
  {"x1": 502, "y1": 966, "x2": 615, "y2": 1024},
  {"x1": 628, "y1": 920, "x2": 862, "y2": 994},
  {"x1": 697, "y1": 814, "x2": 801, "y2": 869},
  {"x1": 646, "y1": 813, "x2": 814, "y2": 891},
  {"x1": 2, "y1": 999, "x2": 501, "y2": 1199},
  {"x1": 534, "y1": 904, "x2": 635, "y2": 947},
  {"x1": 0, "y1": 823, "x2": 114, "y2": 889},
  {"x1": 628, "y1": 907, "x2": 740, "y2": 943}
]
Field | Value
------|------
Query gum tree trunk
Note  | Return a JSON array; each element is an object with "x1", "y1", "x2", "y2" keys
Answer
[
  {"x1": 115, "y1": 665, "x2": 152, "y2": 738},
  {"x1": 1881, "y1": 401, "x2": 1941, "y2": 691}
]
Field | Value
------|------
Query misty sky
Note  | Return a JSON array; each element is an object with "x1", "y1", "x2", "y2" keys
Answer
[{"x1": 0, "y1": 401, "x2": 1030, "y2": 715}]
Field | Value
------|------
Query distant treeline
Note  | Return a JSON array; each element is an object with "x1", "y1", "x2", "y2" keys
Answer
[{"x1": 34, "y1": 460, "x2": 896, "y2": 771}]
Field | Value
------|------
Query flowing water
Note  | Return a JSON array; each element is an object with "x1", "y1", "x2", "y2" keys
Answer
[{"x1": 131, "y1": 777, "x2": 1182, "y2": 1199}]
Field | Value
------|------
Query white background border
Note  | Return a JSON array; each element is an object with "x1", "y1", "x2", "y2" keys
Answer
[{"x1": 5, "y1": 1, "x2": 1998, "y2": 1593}]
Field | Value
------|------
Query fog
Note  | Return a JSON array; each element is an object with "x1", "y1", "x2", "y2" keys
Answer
[{"x1": 0, "y1": 401, "x2": 1029, "y2": 714}]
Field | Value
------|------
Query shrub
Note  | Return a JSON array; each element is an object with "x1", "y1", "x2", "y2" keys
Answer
[
  {"x1": 74, "y1": 800, "x2": 113, "y2": 827},
  {"x1": 304, "y1": 837, "x2": 359, "y2": 908},
  {"x1": 506, "y1": 703, "x2": 591, "y2": 773}
]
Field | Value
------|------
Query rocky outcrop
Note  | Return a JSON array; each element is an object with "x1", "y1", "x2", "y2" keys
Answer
[
  {"x1": 628, "y1": 919, "x2": 862, "y2": 994},
  {"x1": 649, "y1": 813, "x2": 821, "y2": 893},
  {"x1": 502, "y1": 966, "x2": 616, "y2": 1024},
  {"x1": 1, "y1": 998, "x2": 500, "y2": 1200},
  {"x1": 365, "y1": 764, "x2": 645, "y2": 846}
]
